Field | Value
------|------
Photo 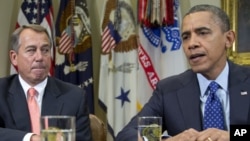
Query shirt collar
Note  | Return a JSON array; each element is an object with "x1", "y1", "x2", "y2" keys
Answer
[
  {"x1": 18, "y1": 75, "x2": 48, "y2": 99},
  {"x1": 197, "y1": 62, "x2": 229, "y2": 97}
]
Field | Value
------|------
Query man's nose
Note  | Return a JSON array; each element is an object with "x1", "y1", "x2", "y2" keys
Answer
[
  {"x1": 35, "y1": 50, "x2": 43, "y2": 61},
  {"x1": 188, "y1": 35, "x2": 199, "y2": 50}
]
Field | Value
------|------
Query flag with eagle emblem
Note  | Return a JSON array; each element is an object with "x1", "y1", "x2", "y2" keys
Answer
[
  {"x1": 55, "y1": 0, "x2": 94, "y2": 113},
  {"x1": 98, "y1": 0, "x2": 138, "y2": 140}
]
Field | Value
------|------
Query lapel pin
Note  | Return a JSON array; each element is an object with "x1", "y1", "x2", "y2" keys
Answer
[{"x1": 240, "y1": 91, "x2": 248, "y2": 95}]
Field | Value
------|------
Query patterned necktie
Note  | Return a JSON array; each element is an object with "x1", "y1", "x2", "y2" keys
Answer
[
  {"x1": 27, "y1": 88, "x2": 40, "y2": 135},
  {"x1": 203, "y1": 81, "x2": 225, "y2": 130}
]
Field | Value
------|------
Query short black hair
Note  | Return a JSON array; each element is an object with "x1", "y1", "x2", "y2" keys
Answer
[{"x1": 184, "y1": 4, "x2": 230, "y2": 32}]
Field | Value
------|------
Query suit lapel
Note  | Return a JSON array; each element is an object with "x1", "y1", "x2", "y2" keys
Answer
[
  {"x1": 177, "y1": 71, "x2": 203, "y2": 130},
  {"x1": 7, "y1": 76, "x2": 31, "y2": 131},
  {"x1": 41, "y1": 77, "x2": 64, "y2": 116},
  {"x1": 7, "y1": 76, "x2": 65, "y2": 130},
  {"x1": 228, "y1": 62, "x2": 250, "y2": 124},
  {"x1": 230, "y1": 86, "x2": 250, "y2": 124}
]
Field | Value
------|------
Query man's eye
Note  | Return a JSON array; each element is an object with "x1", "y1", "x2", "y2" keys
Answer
[
  {"x1": 182, "y1": 35, "x2": 189, "y2": 40},
  {"x1": 199, "y1": 31, "x2": 209, "y2": 36},
  {"x1": 41, "y1": 48, "x2": 50, "y2": 54},
  {"x1": 27, "y1": 49, "x2": 36, "y2": 52}
]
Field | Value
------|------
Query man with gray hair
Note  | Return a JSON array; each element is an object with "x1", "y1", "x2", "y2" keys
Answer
[{"x1": 0, "y1": 24, "x2": 92, "y2": 141}]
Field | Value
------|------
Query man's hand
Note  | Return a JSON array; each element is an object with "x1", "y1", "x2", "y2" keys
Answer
[
  {"x1": 30, "y1": 134, "x2": 41, "y2": 141},
  {"x1": 138, "y1": 132, "x2": 143, "y2": 141},
  {"x1": 162, "y1": 128, "x2": 199, "y2": 141},
  {"x1": 196, "y1": 128, "x2": 229, "y2": 141},
  {"x1": 162, "y1": 128, "x2": 229, "y2": 141}
]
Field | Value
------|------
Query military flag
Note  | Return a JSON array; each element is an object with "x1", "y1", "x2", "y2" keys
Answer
[{"x1": 137, "y1": 0, "x2": 188, "y2": 109}]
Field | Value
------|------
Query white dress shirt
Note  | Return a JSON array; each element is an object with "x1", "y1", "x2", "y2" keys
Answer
[
  {"x1": 197, "y1": 62, "x2": 230, "y2": 130},
  {"x1": 18, "y1": 75, "x2": 47, "y2": 141}
]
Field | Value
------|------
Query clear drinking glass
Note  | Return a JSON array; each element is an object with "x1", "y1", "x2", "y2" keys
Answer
[
  {"x1": 40, "y1": 115, "x2": 75, "y2": 141},
  {"x1": 138, "y1": 116, "x2": 162, "y2": 141}
]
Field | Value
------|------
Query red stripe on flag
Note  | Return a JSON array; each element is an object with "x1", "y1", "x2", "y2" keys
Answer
[
  {"x1": 138, "y1": 43, "x2": 160, "y2": 89},
  {"x1": 59, "y1": 31, "x2": 73, "y2": 54},
  {"x1": 101, "y1": 26, "x2": 116, "y2": 53}
]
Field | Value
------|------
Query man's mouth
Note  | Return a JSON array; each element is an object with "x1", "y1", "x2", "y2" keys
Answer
[{"x1": 190, "y1": 53, "x2": 205, "y2": 60}]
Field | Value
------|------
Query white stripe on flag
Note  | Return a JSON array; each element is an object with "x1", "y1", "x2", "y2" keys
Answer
[
  {"x1": 101, "y1": 26, "x2": 116, "y2": 53},
  {"x1": 59, "y1": 30, "x2": 72, "y2": 54}
]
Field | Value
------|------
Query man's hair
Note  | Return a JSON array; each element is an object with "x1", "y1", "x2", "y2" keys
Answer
[
  {"x1": 10, "y1": 24, "x2": 51, "y2": 52},
  {"x1": 184, "y1": 4, "x2": 230, "y2": 32}
]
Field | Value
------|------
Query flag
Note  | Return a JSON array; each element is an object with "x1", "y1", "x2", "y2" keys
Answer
[
  {"x1": 101, "y1": 22, "x2": 121, "y2": 53},
  {"x1": 12, "y1": 0, "x2": 55, "y2": 75},
  {"x1": 98, "y1": 0, "x2": 138, "y2": 140},
  {"x1": 55, "y1": 0, "x2": 94, "y2": 113},
  {"x1": 160, "y1": 0, "x2": 187, "y2": 77},
  {"x1": 137, "y1": 0, "x2": 188, "y2": 109}
]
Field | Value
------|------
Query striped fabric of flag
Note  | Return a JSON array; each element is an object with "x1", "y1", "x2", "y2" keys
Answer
[
  {"x1": 58, "y1": 26, "x2": 74, "y2": 54},
  {"x1": 12, "y1": 0, "x2": 55, "y2": 75},
  {"x1": 101, "y1": 22, "x2": 121, "y2": 53}
]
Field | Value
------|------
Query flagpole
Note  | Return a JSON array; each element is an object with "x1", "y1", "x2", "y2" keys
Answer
[
  {"x1": 68, "y1": 0, "x2": 75, "y2": 66},
  {"x1": 37, "y1": 0, "x2": 40, "y2": 24},
  {"x1": 114, "y1": 0, "x2": 121, "y2": 31}
]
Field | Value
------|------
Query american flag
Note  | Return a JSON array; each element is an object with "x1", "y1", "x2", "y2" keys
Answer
[
  {"x1": 11, "y1": 0, "x2": 55, "y2": 75},
  {"x1": 101, "y1": 22, "x2": 121, "y2": 53},
  {"x1": 58, "y1": 26, "x2": 74, "y2": 54}
]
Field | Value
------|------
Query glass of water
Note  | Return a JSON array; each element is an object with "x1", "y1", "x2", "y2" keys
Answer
[
  {"x1": 138, "y1": 116, "x2": 162, "y2": 141},
  {"x1": 40, "y1": 115, "x2": 75, "y2": 141}
]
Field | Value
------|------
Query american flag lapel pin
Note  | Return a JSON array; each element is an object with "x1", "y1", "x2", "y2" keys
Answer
[{"x1": 240, "y1": 90, "x2": 248, "y2": 95}]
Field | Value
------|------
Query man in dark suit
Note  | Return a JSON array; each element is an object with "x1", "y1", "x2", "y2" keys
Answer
[
  {"x1": 0, "y1": 24, "x2": 92, "y2": 141},
  {"x1": 116, "y1": 4, "x2": 250, "y2": 141}
]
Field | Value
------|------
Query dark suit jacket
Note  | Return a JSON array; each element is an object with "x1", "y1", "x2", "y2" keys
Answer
[
  {"x1": 116, "y1": 61, "x2": 250, "y2": 141},
  {"x1": 0, "y1": 74, "x2": 92, "y2": 141}
]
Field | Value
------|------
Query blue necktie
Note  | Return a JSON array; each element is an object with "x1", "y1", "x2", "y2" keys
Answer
[{"x1": 203, "y1": 81, "x2": 225, "y2": 130}]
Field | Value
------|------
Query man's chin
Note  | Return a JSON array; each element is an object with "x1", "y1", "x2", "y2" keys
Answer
[
  {"x1": 190, "y1": 65, "x2": 206, "y2": 73},
  {"x1": 32, "y1": 72, "x2": 48, "y2": 80},
  {"x1": 32, "y1": 69, "x2": 48, "y2": 75}
]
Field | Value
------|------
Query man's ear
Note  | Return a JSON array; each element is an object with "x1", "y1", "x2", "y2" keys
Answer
[
  {"x1": 225, "y1": 30, "x2": 235, "y2": 49},
  {"x1": 9, "y1": 50, "x2": 18, "y2": 66}
]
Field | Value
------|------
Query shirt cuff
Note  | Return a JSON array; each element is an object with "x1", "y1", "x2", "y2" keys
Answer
[
  {"x1": 23, "y1": 133, "x2": 35, "y2": 141},
  {"x1": 161, "y1": 130, "x2": 171, "y2": 139},
  {"x1": 142, "y1": 136, "x2": 148, "y2": 141}
]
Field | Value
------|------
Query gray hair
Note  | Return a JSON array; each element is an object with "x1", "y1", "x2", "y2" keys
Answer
[
  {"x1": 184, "y1": 4, "x2": 230, "y2": 32},
  {"x1": 10, "y1": 24, "x2": 51, "y2": 52}
]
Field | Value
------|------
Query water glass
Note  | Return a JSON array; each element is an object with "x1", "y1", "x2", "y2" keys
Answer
[
  {"x1": 40, "y1": 115, "x2": 75, "y2": 141},
  {"x1": 138, "y1": 116, "x2": 162, "y2": 141}
]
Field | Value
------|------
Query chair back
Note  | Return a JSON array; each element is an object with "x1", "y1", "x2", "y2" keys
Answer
[{"x1": 89, "y1": 114, "x2": 107, "y2": 141}]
